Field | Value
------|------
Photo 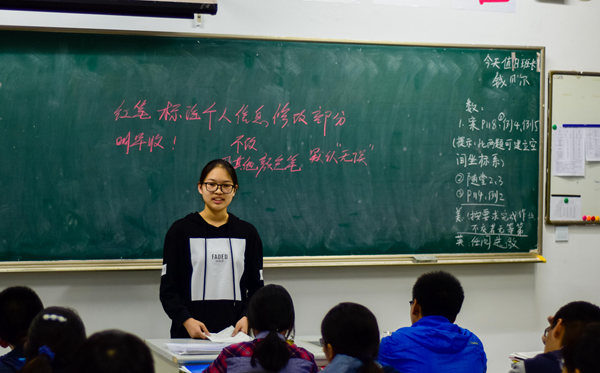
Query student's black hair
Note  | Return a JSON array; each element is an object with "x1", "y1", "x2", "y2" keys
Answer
[
  {"x1": 21, "y1": 306, "x2": 86, "y2": 373},
  {"x1": 247, "y1": 284, "x2": 295, "y2": 372},
  {"x1": 72, "y1": 329, "x2": 154, "y2": 373},
  {"x1": 321, "y1": 302, "x2": 383, "y2": 373},
  {"x1": 412, "y1": 271, "x2": 464, "y2": 323},
  {"x1": 0, "y1": 286, "x2": 43, "y2": 346},
  {"x1": 198, "y1": 159, "x2": 239, "y2": 186},
  {"x1": 562, "y1": 322, "x2": 600, "y2": 373},
  {"x1": 550, "y1": 301, "x2": 600, "y2": 349}
]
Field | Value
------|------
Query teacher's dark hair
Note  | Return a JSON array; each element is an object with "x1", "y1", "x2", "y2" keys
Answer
[
  {"x1": 22, "y1": 306, "x2": 86, "y2": 373},
  {"x1": 321, "y1": 302, "x2": 383, "y2": 373},
  {"x1": 248, "y1": 284, "x2": 295, "y2": 372},
  {"x1": 198, "y1": 159, "x2": 238, "y2": 186},
  {"x1": 72, "y1": 329, "x2": 154, "y2": 373}
]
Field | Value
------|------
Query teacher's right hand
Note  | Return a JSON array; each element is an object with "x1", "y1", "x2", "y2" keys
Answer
[{"x1": 183, "y1": 318, "x2": 211, "y2": 339}]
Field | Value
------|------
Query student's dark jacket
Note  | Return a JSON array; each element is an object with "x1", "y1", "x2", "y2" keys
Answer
[
  {"x1": 160, "y1": 212, "x2": 264, "y2": 338},
  {"x1": 524, "y1": 350, "x2": 562, "y2": 373},
  {"x1": 0, "y1": 345, "x2": 25, "y2": 373}
]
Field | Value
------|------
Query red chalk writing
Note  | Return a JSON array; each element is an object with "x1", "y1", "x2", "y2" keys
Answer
[
  {"x1": 231, "y1": 135, "x2": 258, "y2": 154},
  {"x1": 309, "y1": 147, "x2": 369, "y2": 166},
  {"x1": 203, "y1": 103, "x2": 217, "y2": 130},
  {"x1": 252, "y1": 105, "x2": 269, "y2": 127},
  {"x1": 158, "y1": 102, "x2": 181, "y2": 121},
  {"x1": 273, "y1": 103, "x2": 290, "y2": 128},
  {"x1": 114, "y1": 100, "x2": 152, "y2": 121},
  {"x1": 116, "y1": 132, "x2": 168, "y2": 154},
  {"x1": 186, "y1": 104, "x2": 202, "y2": 120},
  {"x1": 236, "y1": 105, "x2": 250, "y2": 124},
  {"x1": 293, "y1": 110, "x2": 307, "y2": 125},
  {"x1": 111, "y1": 100, "x2": 346, "y2": 136}
]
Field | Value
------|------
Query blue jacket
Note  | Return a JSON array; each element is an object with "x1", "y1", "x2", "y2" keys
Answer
[
  {"x1": 0, "y1": 346, "x2": 26, "y2": 373},
  {"x1": 321, "y1": 354, "x2": 400, "y2": 373},
  {"x1": 378, "y1": 316, "x2": 487, "y2": 373}
]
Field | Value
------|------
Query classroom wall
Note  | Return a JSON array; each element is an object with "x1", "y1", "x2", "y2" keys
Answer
[{"x1": 1, "y1": 0, "x2": 599, "y2": 372}]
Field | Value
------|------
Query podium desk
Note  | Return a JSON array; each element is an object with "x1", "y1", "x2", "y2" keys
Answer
[{"x1": 145, "y1": 336, "x2": 327, "y2": 373}]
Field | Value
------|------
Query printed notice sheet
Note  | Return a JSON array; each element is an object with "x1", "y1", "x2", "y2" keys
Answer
[
  {"x1": 585, "y1": 128, "x2": 600, "y2": 161},
  {"x1": 166, "y1": 342, "x2": 230, "y2": 355},
  {"x1": 549, "y1": 195, "x2": 582, "y2": 221},
  {"x1": 552, "y1": 127, "x2": 585, "y2": 176}
]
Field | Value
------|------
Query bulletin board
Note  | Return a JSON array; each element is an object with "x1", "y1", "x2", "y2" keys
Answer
[{"x1": 546, "y1": 71, "x2": 600, "y2": 225}]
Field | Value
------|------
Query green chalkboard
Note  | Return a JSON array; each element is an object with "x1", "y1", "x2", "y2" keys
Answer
[{"x1": 0, "y1": 29, "x2": 543, "y2": 263}]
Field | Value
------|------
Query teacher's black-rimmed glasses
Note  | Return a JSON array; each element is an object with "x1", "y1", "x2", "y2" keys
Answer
[{"x1": 202, "y1": 182, "x2": 235, "y2": 194}]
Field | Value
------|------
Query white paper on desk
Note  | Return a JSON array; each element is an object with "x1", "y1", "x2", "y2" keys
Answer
[
  {"x1": 207, "y1": 326, "x2": 252, "y2": 344},
  {"x1": 585, "y1": 128, "x2": 600, "y2": 161},
  {"x1": 166, "y1": 342, "x2": 230, "y2": 355},
  {"x1": 550, "y1": 195, "x2": 582, "y2": 221},
  {"x1": 509, "y1": 351, "x2": 543, "y2": 361},
  {"x1": 552, "y1": 127, "x2": 585, "y2": 176}
]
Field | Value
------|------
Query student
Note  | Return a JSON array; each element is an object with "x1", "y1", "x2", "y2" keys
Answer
[
  {"x1": 72, "y1": 330, "x2": 154, "y2": 373},
  {"x1": 204, "y1": 284, "x2": 318, "y2": 373},
  {"x1": 320, "y1": 302, "x2": 399, "y2": 373},
  {"x1": 378, "y1": 271, "x2": 486, "y2": 373},
  {"x1": 509, "y1": 301, "x2": 600, "y2": 373},
  {"x1": 562, "y1": 322, "x2": 600, "y2": 373},
  {"x1": 160, "y1": 159, "x2": 264, "y2": 339},
  {"x1": 21, "y1": 306, "x2": 86, "y2": 373},
  {"x1": 0, "y1": 286, "x2": 44, "y2": 373}
]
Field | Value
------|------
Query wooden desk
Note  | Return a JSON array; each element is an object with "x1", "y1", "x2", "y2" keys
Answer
[{"x1": 145, "y1": 336, "x2": 327, "y2": 373}]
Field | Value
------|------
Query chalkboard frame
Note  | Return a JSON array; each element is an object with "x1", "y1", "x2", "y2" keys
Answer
[
  {"x1": 0, "y1": 27, "x2": 546, "y2": 271},
  {"x1": 546, "y1": 71, "x2": 600, "y2": 226}
]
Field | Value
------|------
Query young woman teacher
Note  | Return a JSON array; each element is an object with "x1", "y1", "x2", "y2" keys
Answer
[{"x1": 160, "y1": 159, "x2": 264, "y2": 339}]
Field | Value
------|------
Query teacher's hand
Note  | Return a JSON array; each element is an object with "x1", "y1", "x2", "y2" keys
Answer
[
  {"x1": 183, "y1": 318, "x2": 211, "y2": 339},
  {"x1": 232, "y1": 316, "x2": 248, "y2": 336}
]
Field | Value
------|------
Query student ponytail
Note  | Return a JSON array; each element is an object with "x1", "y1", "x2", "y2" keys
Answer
[
  {"x1": 360, "y1": 357, "x2": 385, "y2": 373},
  {"x1": 22, "y1": 307, "x2": 86, "y2": 373},
  {"x1": 20, "y1": 352, "x2": 54, "y2": 373},
  {"x1": 247, "y1": 285, "x2": 295, "y2": 372},
  {"x1": 251, "y1": 330, "x2": 292, "y2": 372},
  {"x1": 321, "y1": 303, "x2": 384, "y2": 373}
]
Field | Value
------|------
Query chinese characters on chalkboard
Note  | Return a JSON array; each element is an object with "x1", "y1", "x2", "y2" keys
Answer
[
  {"x1": 452, "y1": 53, "x2": 539, "y2": 251},
  {"x1": 113, "y1": 101, "x2": 374, "y2": 178}
]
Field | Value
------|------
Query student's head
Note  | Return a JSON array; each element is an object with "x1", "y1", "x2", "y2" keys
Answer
[
  {"x1": 72, "y1": 330, "x2": 154, "y2": 373},
  {"x1": 197, "y1": 159, "x2": 238, "y2": 212},
  {"x1": 247, "y1": 284, "x2": 295, "y2": 372},
  {"x1": 411, "y1": 271, "x2": 464, "y2": 324},
  {"x1": 0, "y1": 286, "x2": 43, "y2": 347},
  {"x1": 22, "y1": 307, "x2": 86, "y2": 373},
  {"x1": 562, "y1": 322, "x2": 600, "y2": 373},
  {"x1": 321, "y1": 302, "x2": 382, "y2": 373},
  {"x1": 544, "y1": 301, "x2": 600, "y2": 354}
]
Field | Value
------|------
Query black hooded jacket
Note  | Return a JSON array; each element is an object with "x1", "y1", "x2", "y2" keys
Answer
[{"x1": 160, "y1": 212, "x2": 264, "y2": 338}]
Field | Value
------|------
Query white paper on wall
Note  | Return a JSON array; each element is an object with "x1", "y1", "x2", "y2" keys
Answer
[
  {"x1": 552, "y1": 127, "x2": 585, "y2": 176},
  {"x1": 585, "y1": 128, "x2": 600, "y2": 161}
]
